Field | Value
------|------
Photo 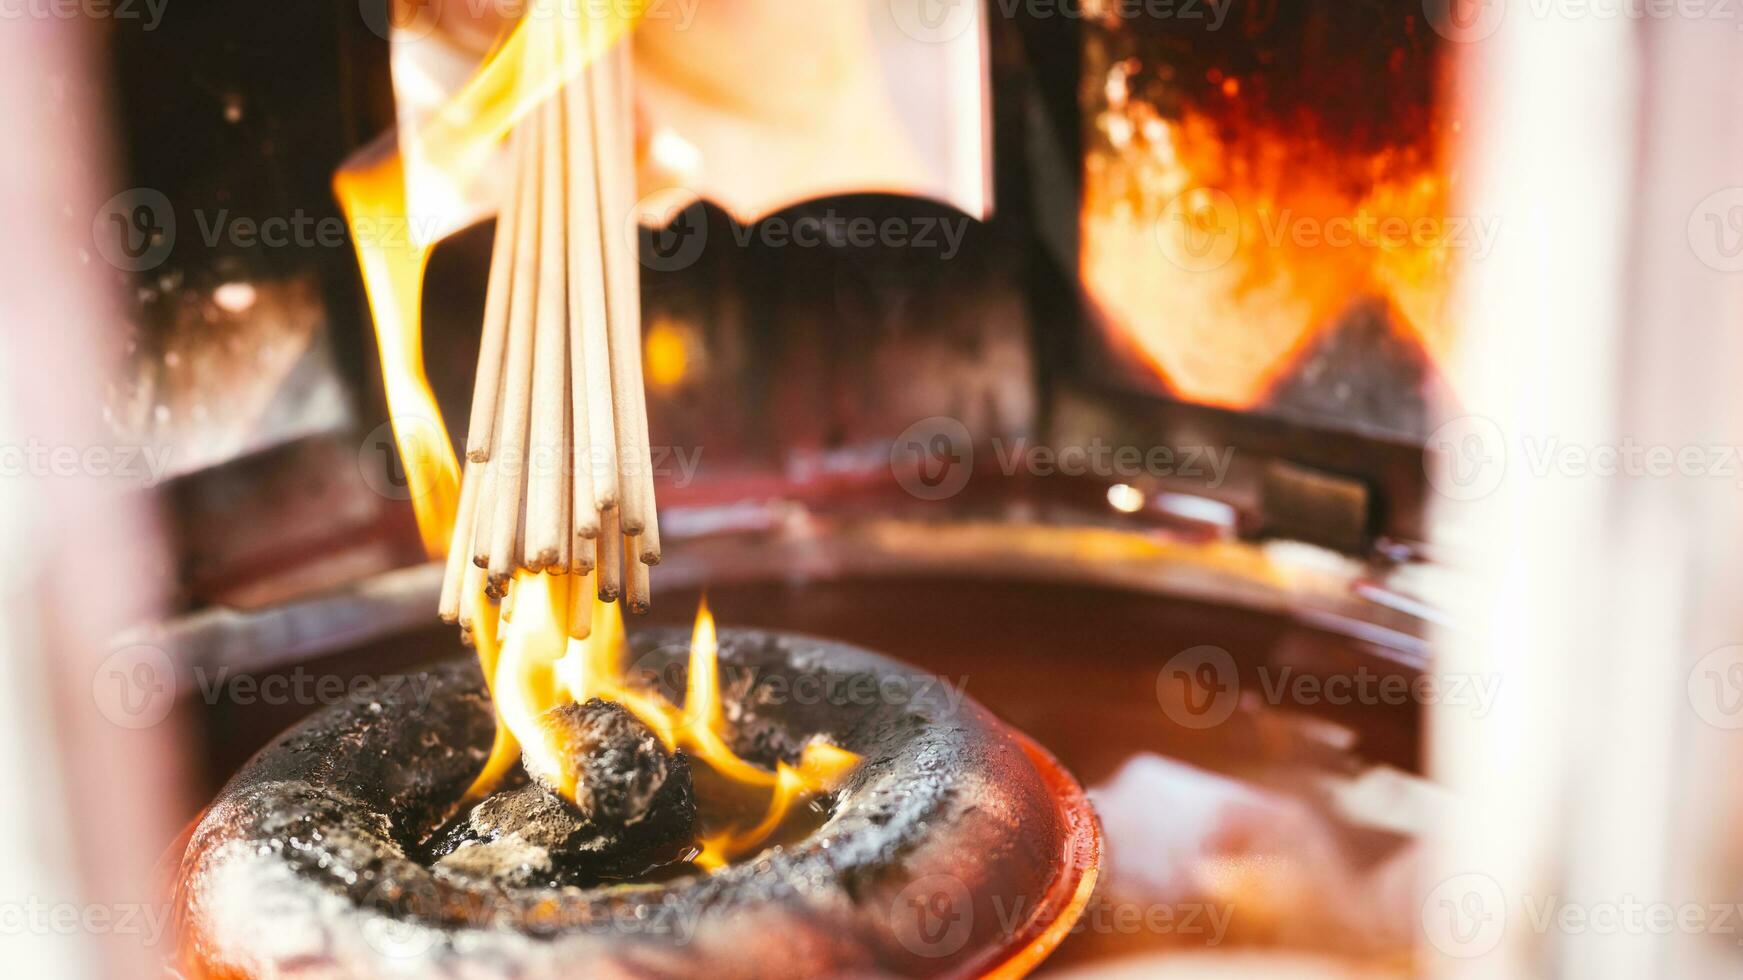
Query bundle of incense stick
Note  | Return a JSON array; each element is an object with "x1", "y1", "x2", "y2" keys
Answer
[{"x1": 437, "y1": 25, "x2": 659, "y2": 641}]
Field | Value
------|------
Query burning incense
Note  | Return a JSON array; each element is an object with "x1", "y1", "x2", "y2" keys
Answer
[{"x1": 438, "y1": 21, "x2": 658, "y2": 628}]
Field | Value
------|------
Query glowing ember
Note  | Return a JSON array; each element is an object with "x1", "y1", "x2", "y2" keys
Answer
[{"x1": 1081, "y1": 13, "x2": 1459, "y2": 414}]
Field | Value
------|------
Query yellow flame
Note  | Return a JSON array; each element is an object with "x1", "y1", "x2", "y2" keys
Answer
[
  {"x1": 1083, "y1": 100, "x2": 1457, "y2": 409},
  {"x1": 333, "y1": 1, "x2": 646, "y2": 555},
  {"x1": 334, "y1": 153, "x2": 459, "y2": 555},
  {"x1": 467, "y1": 583, "x2": 859, "y2": 867},
  {"x1": 342, "y1": 4, "x2": 855, "y2": 867}
]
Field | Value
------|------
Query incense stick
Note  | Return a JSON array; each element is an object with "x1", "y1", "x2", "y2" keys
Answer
[
  {"x1": 438, "y1": 461, "x2": 484, "y2": 623},
  {"x1": 525, "y1": 82, "x2": 570, "y2": 571},
  {"x1": 440, "y1": 18, "x2": 663, "y2": 629},
  {"x1": 565, "y1": 14, "x2": 621, "y2": 514}
]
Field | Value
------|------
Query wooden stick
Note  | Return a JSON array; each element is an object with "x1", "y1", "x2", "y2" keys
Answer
[
  {"x1": 524, "y1": 77, "x2": 570, "y2": 571},
  {"x1": 596, "y1": 508, "x2": 623, "y2": 602},
  {"x1": 464, "y1": 128, "x2": 524, "y2": 463},
  {"x1": 562, "y1": 14, "x2": 602, "y2": 547},
  {"x1": 438, "y1": 461, "x2": 484, "y2": 622},
  {"x1": 625, "y1": 535, "x2": 650, "y2": 614},
  {"x1": 565, "y1": 14, "x2": 620, "y2": 512},
  {"x1": 557, "y1": 377, "x2": 573, "y2": 573},
  {"x1": 487, "y1": 90, "x2": 545, "y2": 593},
  {"x1": 460, "y1": 556, "x2": 486, "y2": 630},
  {"x1": 616, "y1": 45, "x2": 662, "y2": 565},
  {"x1": 471, "y1": 445, "x2": 497, "y2": 569},
  {"x1": 593, "y1": 41, "x2": 659, "y2": 548}
]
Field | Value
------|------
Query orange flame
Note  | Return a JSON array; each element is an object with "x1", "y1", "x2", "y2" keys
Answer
[
  {"x1": 339, "y1": 3, "x2": 854, "y2": 868},
  {"x1": 470, "y1": 587, "x2": 860, "y2": 867},
  {"x1": 334, "y1": 0, "x2": 644, "y2": 552},
  {"x1": 1083, "y1": 90, "x2": 1458, "y2": 409}
]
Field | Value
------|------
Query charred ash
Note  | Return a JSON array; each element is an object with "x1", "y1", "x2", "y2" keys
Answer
[{"x1": 174, "y1": 629, "x2": 1098, "y2": 979}]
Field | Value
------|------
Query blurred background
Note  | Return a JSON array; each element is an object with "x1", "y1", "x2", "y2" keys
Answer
[{"x1": 2, "y1": 0, "x2": 1742, "y2": 977}]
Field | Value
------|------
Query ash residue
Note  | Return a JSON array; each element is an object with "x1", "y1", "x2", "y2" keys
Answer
[
  {"x1": 536, "y1": 699, "x2": 681, "y2": 828},
  {"x1": 180, "y1": 629, "x2": 1075, "y2": 978}
]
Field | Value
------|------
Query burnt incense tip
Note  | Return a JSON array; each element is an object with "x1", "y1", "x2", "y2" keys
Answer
[
  {"x1": 536, "y1": 699, "x2": 683, "y2": 829},
  {"x1": 598, "y1": 584, "x2": 621, "y2": 602},
  {"x1": 627, "y1": 597, "x2": 651, "y2": 615}
]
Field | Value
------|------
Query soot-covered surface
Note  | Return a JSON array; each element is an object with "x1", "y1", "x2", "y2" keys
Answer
[{"x1": 176, "y1": 628, "x2": 1093, "y2": 979}]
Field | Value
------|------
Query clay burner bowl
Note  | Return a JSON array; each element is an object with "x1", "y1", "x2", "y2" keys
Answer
[{"x1": 176, "y1": 628, "x2": 1101, "y2": 978}]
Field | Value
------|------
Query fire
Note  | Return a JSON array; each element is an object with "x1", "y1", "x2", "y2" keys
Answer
[
  {"x1": 338, "y1": 5, "x2": 855, "y2": 869},
  {"x1": 334, "y1": 1, "x2": 644, "y2": 555},
  {"x1": 469, "y1": 587, "x2": 860, "y2": 868},
  {"x1": 1082, "y1": 51, "x2": 1459, "y2": 411}
]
